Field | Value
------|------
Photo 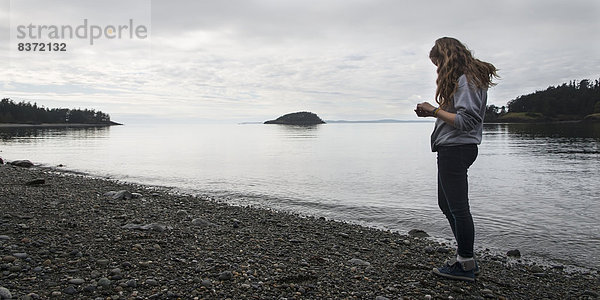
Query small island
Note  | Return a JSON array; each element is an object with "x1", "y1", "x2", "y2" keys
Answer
[{"x1": 264, "y1": 111, "x2": 326, "y2": 125}]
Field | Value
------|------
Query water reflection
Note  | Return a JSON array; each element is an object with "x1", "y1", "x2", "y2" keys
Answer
[
  {"x1": 484, "y1": 122, "x2": 600, "y2": 138},
  {"x1": 0, "y1": 126, "x2": 111, "y2": 142},
  {"x1": 483, "y1": 123, "x2": 600, "y2": 158},
  {"x1": 272, "y1": 124, "x2": 322, "y2": 139}
]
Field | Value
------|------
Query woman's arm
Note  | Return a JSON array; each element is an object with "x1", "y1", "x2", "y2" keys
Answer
[
  {"x1": 414, "y1": 102, "x2": 456, "y2": 126},
  {"x1": 415, "y1": 76, "x2": 484, "y2": 130}
]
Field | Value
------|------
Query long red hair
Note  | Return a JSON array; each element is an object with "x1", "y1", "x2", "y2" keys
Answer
[{"x1": 429, "y1": 37, "x2": 499, "y2": 108}]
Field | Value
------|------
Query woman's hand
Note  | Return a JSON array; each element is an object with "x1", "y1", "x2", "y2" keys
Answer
[{"x1": 414, "y1": 102, "x2": 437, "y2": 117}]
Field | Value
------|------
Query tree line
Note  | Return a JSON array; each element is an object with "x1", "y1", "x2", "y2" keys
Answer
[
  {"x1": 485, "y1": 78, "x2": 600, "y2": 122},
  {"x1": 0, "y1": 98, "x2": 112, "y2": 124}
]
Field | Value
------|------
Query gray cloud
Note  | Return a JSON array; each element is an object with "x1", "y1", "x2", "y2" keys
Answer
[{"x1": 1, "y1": 0, "x2": 599, "y2": 122}]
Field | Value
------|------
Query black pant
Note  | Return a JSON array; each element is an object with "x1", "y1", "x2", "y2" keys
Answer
[{"x1": 437, "y1": 144, "x2": 478, "y2": 258}]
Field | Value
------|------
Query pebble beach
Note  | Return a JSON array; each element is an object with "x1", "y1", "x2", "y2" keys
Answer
[{"x1": 0, "y1": 162, "x2": 598, "y2": 299}]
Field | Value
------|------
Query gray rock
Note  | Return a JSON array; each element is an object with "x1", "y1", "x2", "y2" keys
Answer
[
  {"x1": 63, "y1": 286, "x2": 77, "y2": 295},
  {"x1": 97, "y1": 277, "x2": 111, "y2": 287},
  {"x1": 25, "y1": 178, "x2": 45, "y2": 186},
  {"x1": 191, "y1": 218, "x2": 215, "y2": 227},
  {"x1": 103, "y1": 191, "x2": 117, "y2": 197},
  {"x1": 481, "y1": 289, "x2": 493, "y2": 295},
  {"x1": 507, "y1": 249, "x2": 521, "y2": 257},
  {"x1": 113, "y1": 190, "x2": 132, "y2": 200},
  {"x1": 10, "y1": 160, "x2": 34, "y2": 168},
  {"x1": 218, "y1": 271, "x2": 233, "y2": 281},
  {"x1": 424, "y1": 246, "x2": 435, "y2": 254},
  {"x1": 126, "y1": 279, "x2": 137, "y2": 287},
  {"x1": 110, "y1": 274, "x2": 122, "y2": 280},
  {"x1": 131, "y1": 192, "x2": 143, "y2": 199},
  {"x1": 0, "y1": 287, "x2": 12, "y2": 299},
  {"x1": 122, "y1": 223, "x2": 171, "y2": 231},
  {"x1": 375, "y1": 297, "x2": 390, "y2": 300},
  {"x1": 0, "y1": 235, "x2": 9, "y2": 240},
  {"x1": 83, "y1": 285, "x2": 96, "y2": 293},
  {"x1": 348, "y1": 258, "x2": 371, "y2": 266},
  {"x1": 201, "y1": 279, "x2": 212, "y2": 288},
  {"x1": 104, "y1": 190, "x2": 132, "y2": 200},
  {"x1": 145, "y1": 279, "x2": 158, "y2": 286},
  {"x1": 110, "y1": 268, "x2": 122, "y2": 275},
  {"x1": 436, "y1": 247, "x2": 450, "y2": 254},
  {"x1": 12, "y1": 252, "x2": 28, "y2": 259},
  {"x1": 529, "y1": 265, "x2": 543, "y2": 273},
  {"x1": 96, "y1": 259, "x2": 110, "y2": 266},
  {"x1": 26, "y1": 293, "x2": 40, "y2": 299},
  {"x1": 69, "y1": 278, "x2": 85, "y2": 285},
  {"x1": 2, "y1": 256, "x2": 16, "y2": 262},
  {"x1": 408, "y1": 229, "x2": 429, "y2": 238},
  {"x1": 232, "y1": 219, "x2": 241, "y2": 228}
]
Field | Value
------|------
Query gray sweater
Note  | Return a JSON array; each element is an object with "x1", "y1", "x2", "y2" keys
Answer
[{"x1": 431, "y1": 74, "x2": 487, "y2": 152}]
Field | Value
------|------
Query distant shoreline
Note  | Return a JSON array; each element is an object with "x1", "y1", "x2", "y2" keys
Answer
[
  {"x1": 485, "y1": 112, "x2": 600, "y2": 124},
  {"x1": 240, "y1": 120, "x2": 434, "y2": 125},
  {"x1": 0, "y1": 122, "x2": 122, "y2": 128}
]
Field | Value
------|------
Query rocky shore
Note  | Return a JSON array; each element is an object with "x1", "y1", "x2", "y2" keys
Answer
[{"x1": 0, "y1": 164, "x2": 598, "y2": 299}]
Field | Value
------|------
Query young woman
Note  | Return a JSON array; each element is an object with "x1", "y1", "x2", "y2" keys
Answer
[{"x1": 415, "y1": 37, "x2": 498, "y2": 282}]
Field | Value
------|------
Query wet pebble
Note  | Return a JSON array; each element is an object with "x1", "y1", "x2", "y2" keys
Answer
[
  {"x1": 145, "y1": 279, "x2": 158, "y2": 286},
  {"x1": 529, "y1": 265, "x2": 543, "y2": 273},
  {"x1": 96, "y1": 259, "x2": 110, "y2": 267},
  {"x1": 219, "y1": 271, "x2": 233, "y2": 281},
  {"x1": 348, "y1": 258, "x2": 371, "y2": 266},
  {"x1": 0, "y1": 287, "x2": 12, "y2": 299},
  {"x1": 436, "y1": 247, "x2": 450, "y2": 254},
  {"x1": 201, "y1": 279, "x2": 212, "y2": 288},
  {"x1": 408, "y1": 229, "x2": 429, "y2": 238},
  {"x1": 63, "y1": 286, "x2": 77, "y2": 295},
  {"x1": 126, "y1": 279, "x2": 137, "y2": 287},
  {"x1": 68, "y1": 278, "x2": 85, "y2": 285},
  {"x1": 507, "y1": 249, "x2": 521, "y2": 257},
  {"x1": 2, "y1": 256, "x2": 16, "y2": 263},
  {"x1": 97, "y1": 277, "x2": 111, "y2": 287}
]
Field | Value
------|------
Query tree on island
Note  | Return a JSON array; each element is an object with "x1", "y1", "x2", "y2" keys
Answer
[
  {"x1": 264, "y1": 111, "x2": 326, "y2": 125},
  {"x1": 0, "y1": 98, "x2": 116, "y2": 124},
  {"x1": 484, "y1": 78, "x2": 600, "y2": 122}
]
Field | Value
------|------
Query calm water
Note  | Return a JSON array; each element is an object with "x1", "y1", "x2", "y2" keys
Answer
[{"x1": 1, "y1": 122, "x2": 599, "y2": 269}]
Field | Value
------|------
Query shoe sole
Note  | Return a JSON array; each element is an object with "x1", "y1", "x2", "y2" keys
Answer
[{"x1": 432, "y1": 268, "x2": 475, "y2": 282}]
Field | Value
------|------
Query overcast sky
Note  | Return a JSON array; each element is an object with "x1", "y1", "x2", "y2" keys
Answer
[{"x1": 1, "y1": 0, "x2": 599, "y2": 123}]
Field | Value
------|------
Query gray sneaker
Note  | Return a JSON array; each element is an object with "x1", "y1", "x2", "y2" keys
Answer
[
  {"x1": 433, "y1": 261, "x2": 475, "y2": 282},
  {"x1": 445, "y1": 258, "x2": 481, "y2": 276}
]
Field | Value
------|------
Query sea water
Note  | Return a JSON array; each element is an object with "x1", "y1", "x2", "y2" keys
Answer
[{"x1": 1, "y1": 122, "x2": 598, "y2": 269}]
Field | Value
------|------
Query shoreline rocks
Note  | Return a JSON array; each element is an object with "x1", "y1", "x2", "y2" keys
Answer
[{"x1": 0, "y1": 164, "x2": 598, "y2": 299}]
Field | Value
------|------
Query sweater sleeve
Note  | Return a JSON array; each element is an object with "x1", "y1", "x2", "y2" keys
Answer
[{"x1": 452, "y1": 76, "x2": 484, "y2": 132}]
